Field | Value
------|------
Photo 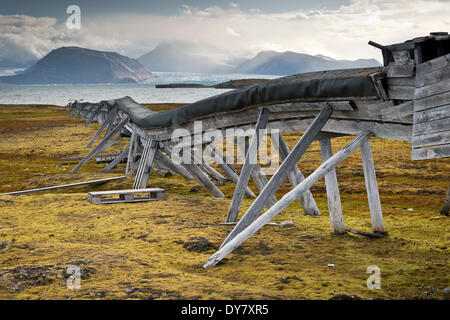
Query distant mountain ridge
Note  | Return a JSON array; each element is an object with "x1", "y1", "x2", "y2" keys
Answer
[
  {"x1": 0, "y1": 47, "x2": 153, "y2": 84},
  {"x1": 138, "y1": 42, "x2": 380, "y2": 75},
  {"x1": 138, "y1": 42, "x2": 233, "y2": 73},
  {"x1": 234, "y1": 50, "x2": 380, "y2": 75}
]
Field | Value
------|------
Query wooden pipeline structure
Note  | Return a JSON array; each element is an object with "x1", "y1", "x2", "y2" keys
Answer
[{"x1": 66, "y1": 33, "x2": 450, "y2": 267}]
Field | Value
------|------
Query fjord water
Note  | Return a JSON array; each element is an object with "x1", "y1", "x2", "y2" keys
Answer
[{"x1": 0, "y1": 72, "x2": 278, "y2": 106}]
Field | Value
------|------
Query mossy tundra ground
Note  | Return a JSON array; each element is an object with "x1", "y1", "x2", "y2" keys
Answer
[{"x1": 0, "y1": 104, "x2": 448, "y2": 300}]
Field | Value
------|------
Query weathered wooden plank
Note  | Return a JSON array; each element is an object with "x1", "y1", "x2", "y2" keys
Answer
[
  {"x1": 266, "y1": 101, "x2": 354, "y2": 112},
  {"x1": 133, "y1": 139, "x2": 158, "y2": 189},
  {"x1": 370, "y1": 73, "x2": 388, "y2": 101},
  {"x1": 415, "y1": 81, "x2": 450, "y2": 100},
  {"x1": 412, "y1": 131, "x2": 450, "y2": 148},
  {"x1": 125, "y1": 133, "x2": 137, "y2": 175},
  {"x1": 320, "y1": 138, "x2": 345, "y2": 234},
  {"x1": 414, "y1": 91, "x2": 450, "y2": 112},
  {"x1": 381, "y1": 101, "x2": 414, "y2": 121},
  {"x1": 271, "y1": 132, "x2": 320, "y2": 216},
  {"x1": 411, "y1": 144, "x2": 450, "y2": 160},
  {"x1": 71, "y1": 117, "x2": 129, "y2": 174},
  {"x1": 204, "y1": 130, "x2": 374, "y2": 268},
  {"x1": 413, "y1": 117, "x2": 450, "y2": 136},
  {"x1": 415, "y1": 65, "x2": 450, "y2": 88},
  {"x1": 226, "y1": 108, "x2": 270, "y2": 223},
  {"x1": 387, "y1": 64, "x2": 414, "y2": 78},
  {"x1": 416, "y1": 53, "x2": 450, "y2": 75},
  {"x1": 360, "y1": 139, "x2": 385, "y2": 233},
  {"x1": 101, "y1": 144, "x2": 130, "y2": 172},
  {"x1": 222, "y1": 105, "x2": 332, "y2": 245},
  {"x1": 387, "y1": 77, "x2": 415, "y2": 87},
  {"x1": 388, "y1": 85, "x2": 415, "y2": 100},
  {"x1": 413, "y1": 104, "x2": 450, "y2": 123},
  {"x1": 0, "y1": 176, "x2": 126, "y2": 196}
]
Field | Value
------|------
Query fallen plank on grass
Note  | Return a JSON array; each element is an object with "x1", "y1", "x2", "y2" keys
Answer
[{"x1": 0, "y1": 176, "x2": 126, "y2": 196}]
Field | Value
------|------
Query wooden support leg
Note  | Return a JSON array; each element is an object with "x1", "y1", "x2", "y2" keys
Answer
[
  {"x1": 101, "y1": 144, "x2": 130, "y2": 172},
  {"x1": 320, "y1": 138, "x2": 346, "y2": 234},
  {"x1": 226, "y1": 108, "x2": 270, "y2": 223},
  {"x1": 154, "y1": 149, "x2": 194, "y2": 180},
  {"x1": 85, "y1": 105, "x2": 102, "y2": 126},
  {"x1": 125, "y1": 133, "x2": 137, "y2": 175},
  {"x1": 86, "y1": 107, "x2": 119, "y2": 148},
  {"x1": 204, "y1": 144, "x2": 256, "y2": 198},
  {"x1": 221, "y1": 105, "x2": 332, "y2": 246},
  {"x1": 191, "y1": 150, "x2": 227, "y2": 182},
  {"x1": 133, "y1": 139, "x2": 158, "y2": 189},
  {"x1": 238, "y1": 139, "x2": 277, "y2": 206},
  {"x1": 441, "y1": 186, "x2": 450, "y2": 216},
  {"x1": 70, "y1": 116, "x2": 129, "y2": 174},
  {"x1": 360, "y1": 139, "x2": 385, "y2": 233},
  {"x1": 204, "y1": 130, "x2": 374, "y2": 268},
  {"x1": 184, "y1": 162, "x2": 225, "y2": 198},
  {"x1": 271, "y1": 132, "x2": 320, "y2": 216}
]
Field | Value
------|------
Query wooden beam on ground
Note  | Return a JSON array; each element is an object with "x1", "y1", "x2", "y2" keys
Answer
[
  {"x1": 222, "y1": 105, "x2": 332, "y2": 246},
  {"x1": 225, "y1": 108, "x2": 270, "y2": 223},
  {"x1": 320, "y1": 138, "x2": 346, "y2": 234},
  {"x1": 271, "y1": 132, "x2": 320, "y2": 216},
  {"x1": 70, "y1": 117, "x2": 129, "y2": 174},
  {"x1": 345, "y1": 228, "x2": 386, "y2": 238},
  {"x1": 360, "y1": 139, "x2": 385, "y2": 233},
  {"x1": 0, "y1": 176, "x2": 126, "y2": 196},
  {"x1": 86, "y1": 107, "x2": 119, "y2": 148},
  {"x1": 204, "y1": 130, "x2": 374, "y2": 268}
]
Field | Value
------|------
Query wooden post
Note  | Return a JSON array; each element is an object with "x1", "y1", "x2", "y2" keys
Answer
[
  {"x1": 320, "y1": 138, "x2": 346, "y2": 234},
  {"x1": 70, "y1": 117, "x2": 129, "y2": 174},
  {"x1": 86, "y1": 107, "x2": 118, "y2": 148},
  {"x1": 204, "y1": 130, "x2": 374, "y2": 268},
  {"x1": 101, "y1": 144, "x2": 130, "y2": 172},
  {"x1": 221, "y1": 105, "x2": 332, "y2": 246},
  {"x1": 360, "y1": 139, "x2": 386, "y2": 233},
  {"x1": 85, "y1": 104, "x2": 102, "y2": 126},
  {"x1": 441, "y1": 186, "x2": 450, "y2": 216},
  {"x1": 271, "y1": 132, "x2": 320, "y2": 216},
  {"x1": 191, "y1": 150, "x2": 227, "y2": 182},
  {"x1": 125, "y1": 132, "x2": 137, "y2": 175},
  {"x1": 238, "y1": 138, "x2": 277, "y2": 206},
  {"x1": 154, "y1": 149, "x2": 195, "y2": 180},
  {"x1": 226, "y1": 108, "x2": 270, "y2": 223},
  {"x1": 133, "y1": 139, "x2": 158, "y2": 189},
  {"x1": 204, "y1": 144, "x2": 256, "y2": 198}
]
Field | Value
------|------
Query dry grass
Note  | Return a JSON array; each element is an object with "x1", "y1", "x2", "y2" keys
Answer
[{"x1": 0, "y1": 104, "x2": 448, "y2": 300}]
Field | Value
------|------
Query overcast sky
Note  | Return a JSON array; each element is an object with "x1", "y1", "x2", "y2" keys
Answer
[{"x1": 0, "y1": 0, "x2": 449, "y2": 64}]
